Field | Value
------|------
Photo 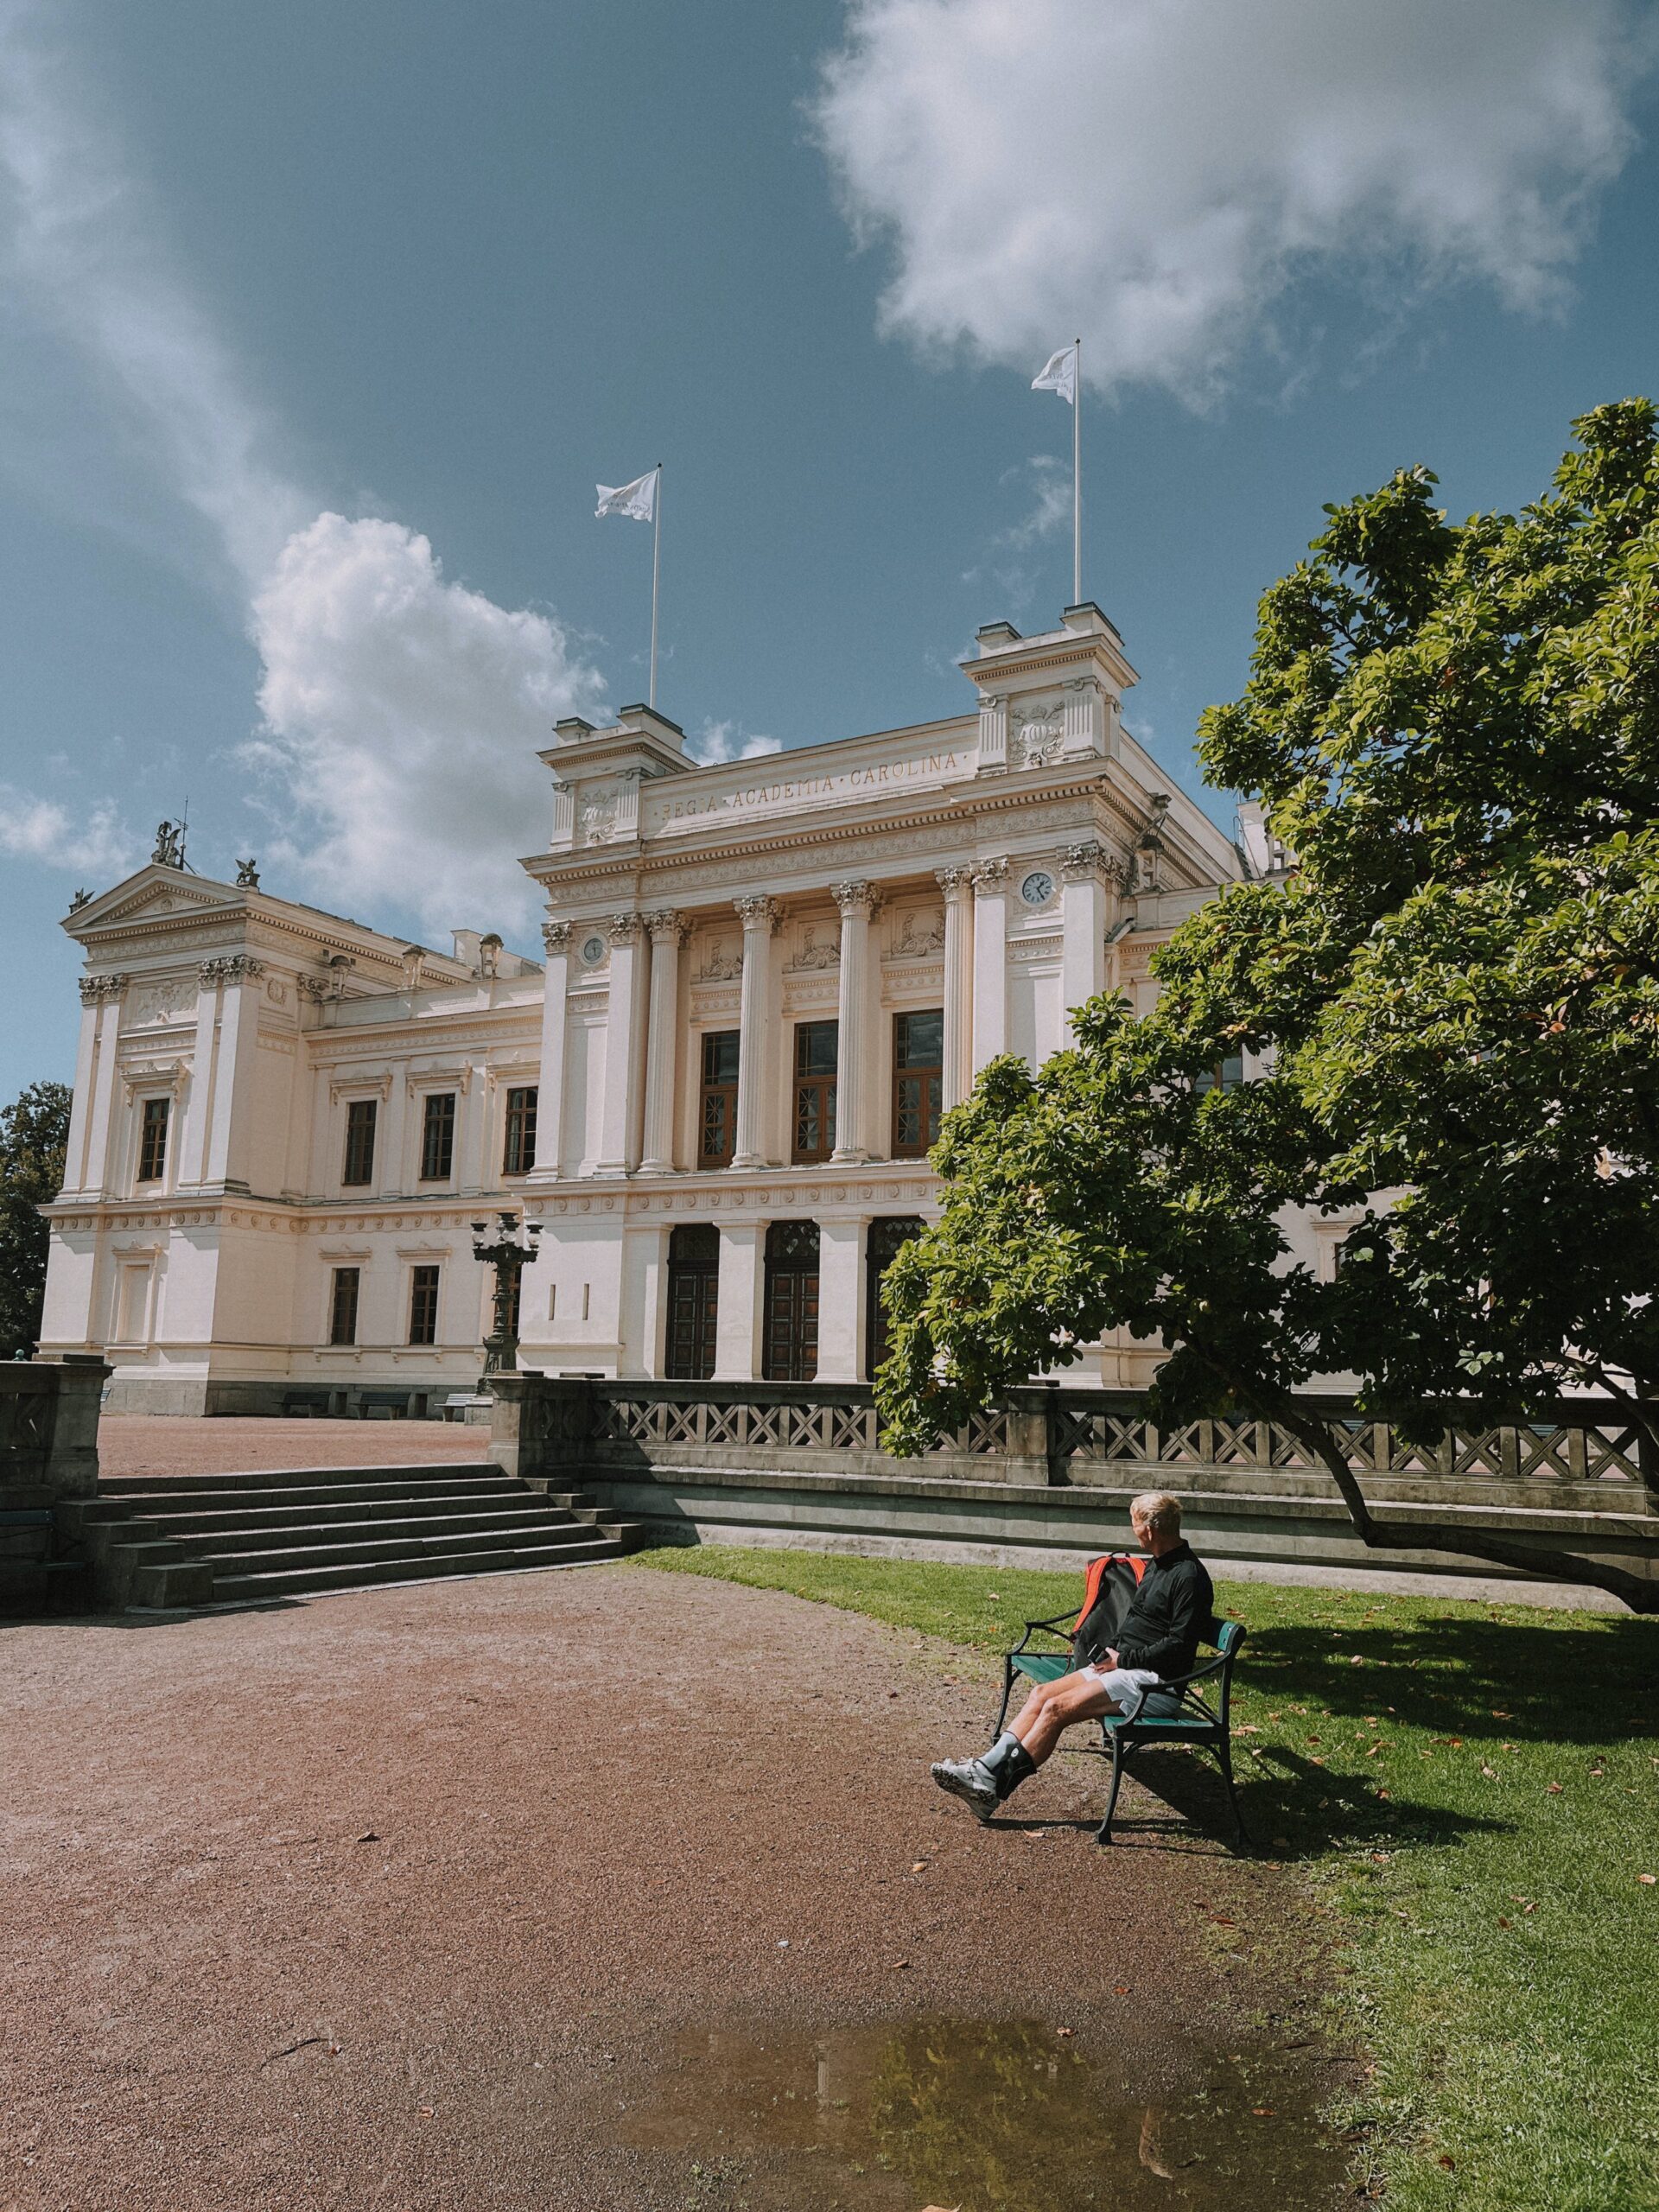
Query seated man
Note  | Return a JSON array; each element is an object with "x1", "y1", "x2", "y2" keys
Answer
[{"x1": 931, "y1": 1491, "x2": 1214, "y2": 1821}]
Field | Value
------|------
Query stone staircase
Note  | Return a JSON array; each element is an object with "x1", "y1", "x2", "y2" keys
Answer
[{"x1": 78, "y1": 1463, "x2": 645, "y2": 1610}]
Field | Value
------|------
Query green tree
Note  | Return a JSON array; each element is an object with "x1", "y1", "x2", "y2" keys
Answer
[
  {"x1": 878, "y1": 401, "x2": 1659, "y2": 1611},
  {"x1": 0, "y1": 1080, "x2": 72, "y2": 1358}
]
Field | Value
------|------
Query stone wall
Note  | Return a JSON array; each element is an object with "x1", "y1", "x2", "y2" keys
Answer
[{"x1": 0, "y1": 1356, "x2": 107, "y2": 1613}]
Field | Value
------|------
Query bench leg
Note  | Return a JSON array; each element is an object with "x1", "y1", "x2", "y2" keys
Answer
[
  {"x1": 1096, "y1": 1732, "x2": 1128, "y2": 1847},
  {"x1": 995, "y1": 1660, "x2": 1016, "y2": 1738},
  {"x1": 1218, "y1": 1738, "x2": 1250, "y2": 1847}
]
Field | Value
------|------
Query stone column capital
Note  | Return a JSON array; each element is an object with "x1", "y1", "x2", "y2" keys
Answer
[
  {"x1": 645, "y1": 908, "x2": 690, "y2": 946},
  {"x1": 541, "y1": 920, "x2": 574, "y2": 953},
  {"x1": 198, "y1": 956, "x2": 265, "y2": 987},
  {"x1": 78, "y1": 972, "x2": 128, "y2": 1005},
  {"x1": 734, "y1": 894, "x2": 781, "y2": 933},
  {"x1": 830, "y1": 879, "x2": 880, "y2": 918},
  {"x1": 607, "y1": 912, "x2": 644, "y2": 945},
  {"x1": 971, "y1": 857, "x2": 1009, "y2": 893},
  {"x1": 1060, "y1": 841, "x2": 1128, "y2": 888},
  {"x1": 934, "y1": 866, "x2": 975, "y2": 897}
]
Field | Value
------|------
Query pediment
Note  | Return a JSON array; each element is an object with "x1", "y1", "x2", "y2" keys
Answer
[{"x1": 65, "y1": 866, "x2": 243, "y2": 939}]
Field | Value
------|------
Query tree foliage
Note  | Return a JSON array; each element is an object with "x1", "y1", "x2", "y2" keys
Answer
[
  {"x1": 878, "y1": 402, "x2": 1659, "y2": 1610},
  {"x1": 0, "y1": 1080, "x2": 72, "y2": 1358}
]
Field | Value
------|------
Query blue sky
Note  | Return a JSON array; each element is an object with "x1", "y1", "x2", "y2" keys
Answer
[{"x1": 3, "y1": 0, "x2": 1658, "y2": 1104}]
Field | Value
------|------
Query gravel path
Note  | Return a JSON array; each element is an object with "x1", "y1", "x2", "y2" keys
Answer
[{"x1": 1, "y1": 1567, "x2": 1344, "y2": 2210}]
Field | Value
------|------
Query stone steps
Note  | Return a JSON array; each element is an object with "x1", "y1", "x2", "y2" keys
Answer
[{"x1": 82, "y1": 1464, "x2": 645, "y2": 1609}]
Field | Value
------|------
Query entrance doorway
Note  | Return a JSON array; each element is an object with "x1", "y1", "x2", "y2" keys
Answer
[
  {"x1": 865, "y1": 1217, "x2": 925, "y2": 1380},
  {"x1": 762, "y1": 1221, "x2": 820, "y2": 1382},
  {"x1": 665, "y1": 1224, "x2": 720, "y2": 1379}
]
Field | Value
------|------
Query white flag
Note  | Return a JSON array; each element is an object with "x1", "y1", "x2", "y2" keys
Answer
[
  {"x1": 595, "y1": 467, "x2": 658, "y2": 522},
  {"x1": 1031, "y1": 344, "x2": 1078, "y2": 405}
]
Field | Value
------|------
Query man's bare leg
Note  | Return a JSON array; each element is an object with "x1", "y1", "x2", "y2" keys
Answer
[{"x1": 932, "y1": 1669, "x2": 1119, "y2": 1819}]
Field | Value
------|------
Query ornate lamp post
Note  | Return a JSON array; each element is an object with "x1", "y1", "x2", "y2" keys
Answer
[{"x1": 471, "y1": 1211, "x2": 541, "y2": 1378}]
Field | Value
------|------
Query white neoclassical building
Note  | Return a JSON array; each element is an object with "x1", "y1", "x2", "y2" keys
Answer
[{"x1": 42, "y1": 602, "x2": 1270, "y2": 1414}]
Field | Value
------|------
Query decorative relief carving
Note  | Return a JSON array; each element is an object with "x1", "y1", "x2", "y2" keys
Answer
[
  {"x1": 79, "y1": 973, "x2": 128, "y2": 1005},
  {"x1": 606, "y1": 913, "x2": 644, "y2": 945},
  {"x1": 1011, "y1": 714, "x2": 1063, "y2": 769},
  {"x1": 264, "y1": 976, "x2": 289, "y2": 1006},
  {"x1": 327, "y1": 1072, "x2": 395, "y2": 1105},
  {"x1": 296, "y1": 975, "x2": 330, "y2": 1005},
  {"x1": 1060, "y1": 841, "x2": 1129, "y2": 889},
  {"x1": 785, "y1": 921, "x2": 840, "y2": 973},
  {"x1": 889, "y1": 908, "x2": 945, "y2": 958},
  {"x1": 128, "y1": 978, "x2": 194, "y2": 1025},
  {"x1": 971, "y1": 857, "x2": 1009, "y2": 892},
  {"x1": 580, "y1": 779, "x2": 621, "y2": 846},
  {"x1": 541, "y1": 919, "x2": 575, "y2": 953}
]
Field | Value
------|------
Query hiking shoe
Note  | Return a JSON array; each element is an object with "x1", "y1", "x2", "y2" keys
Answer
[{"x1": 931, "y1": 1757, "x2": 999, "y2": 1821}]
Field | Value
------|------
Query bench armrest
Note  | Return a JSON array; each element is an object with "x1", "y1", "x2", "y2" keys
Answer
[{"x1": 1008, "y1": 1614, "x2": 1075, "y2": 1660}]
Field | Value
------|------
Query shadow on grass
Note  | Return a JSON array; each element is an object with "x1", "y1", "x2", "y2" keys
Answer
[{"x1": 1238, "y1": 1616, "x2": 1659, "y2": 1748}]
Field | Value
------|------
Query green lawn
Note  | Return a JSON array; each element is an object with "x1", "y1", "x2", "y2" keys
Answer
[{"x1": 634, "y1": 1544, "x2": 1659, "y2": 2212}]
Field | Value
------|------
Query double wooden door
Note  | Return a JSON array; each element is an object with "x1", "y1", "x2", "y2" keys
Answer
[
  {"x1": 665, "y1": 1224, "x2": 719, "y2": 1379},
  {"x1": 762, "y1": 1221, "x2": 820, "y2": 1382}
]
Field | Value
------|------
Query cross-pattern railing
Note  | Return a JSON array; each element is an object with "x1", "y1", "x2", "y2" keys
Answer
[{"x1": 495, "y1": 1375, "x2": 1653, "y2": 1503}]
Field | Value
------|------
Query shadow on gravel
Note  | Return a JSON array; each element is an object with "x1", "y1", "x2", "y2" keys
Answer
[{"x1": 601, "y1": 2015, "x2": 1340, "y2": 2211}]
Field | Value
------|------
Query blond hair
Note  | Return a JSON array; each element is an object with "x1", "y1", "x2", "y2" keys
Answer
[{"x1": 1129, "y1": 1491, "x2": 1182, "y2": 1538}]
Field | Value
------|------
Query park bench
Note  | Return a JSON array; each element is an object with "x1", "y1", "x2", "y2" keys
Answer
[{"x1": 997, "y1": 1560, "x2": 1250, "y2": 1848}]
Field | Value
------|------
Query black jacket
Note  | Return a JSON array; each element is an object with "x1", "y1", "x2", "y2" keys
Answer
[{"x1": 1114, "y1": 1541, "x2": 1213, "y2": 1677}]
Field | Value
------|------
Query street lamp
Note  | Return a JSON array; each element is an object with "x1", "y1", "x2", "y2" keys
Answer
[{"x1": 470, "y1": 1211, "x2": 542, "y2": 1379}]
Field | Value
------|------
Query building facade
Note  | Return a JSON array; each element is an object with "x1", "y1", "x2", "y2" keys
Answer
[{"x1": 41, "y1": 603, "x2": 1262, "y2": 1414}]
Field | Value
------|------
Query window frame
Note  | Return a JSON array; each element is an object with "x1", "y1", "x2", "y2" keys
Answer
[
  {"x1": 407, "y1": 1262, "x2": 441, "y2": 1347},
  {"x1": 502, "y1": 1084, "x2": 538, "y2": 1177},
  {"x1": 328, "y1": 1266, "x2": 360, "y2": 1347},
  {"x1": 890, "y1": 1009, "x2": 944, "y2": 1159},
  {"x1": 791, "y1": 1019, "x2": 839, "y2": 1166},
  {"x1": 136, "y1": 1095, "x2": 171, "y2": 1185},
  {"x1": 697, "y1": 1029, "x2": 741, "y2": 1170},
  {"x1": 341, "y1": 1096, "x2": 378, "y2": 1187},
  {"x1": 418, "y1": 1090, "x2": 457, "y2": 1183}
]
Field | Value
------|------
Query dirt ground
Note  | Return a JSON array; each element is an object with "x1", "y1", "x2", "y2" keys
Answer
[
  {"x1": 97, "y1": 1414, "x2": 492, "y2": 1478},
  {"x1": 1, "y1": 1567, "x2": 1346, "y2": 2211}
]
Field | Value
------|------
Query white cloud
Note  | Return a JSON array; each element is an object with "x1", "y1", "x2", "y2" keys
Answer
[
  {"x1": 0, "y1": 787, "x2": 137, "y2": 877},
  {"x1": 691, "y1": 718, "x2": 785, "y2": 765},
  {"x1": 814, "y1": 0, "x2": 1648, "y2": 399},
  {"x1": 0, "y1": 8, "x2": 607, "y2": 931},
  {"x1": 245, "y1": 515, "x2": 607, "y2": 937},
  {"x1": 998, "y1": 454, "x2": 1070, "y2": 550}
]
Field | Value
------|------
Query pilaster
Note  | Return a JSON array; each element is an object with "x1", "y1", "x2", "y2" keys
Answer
[
  {"x1": 639, "y1": 910, "x2": 689, "y2": 1174},
  {"x1": 731, "y1": 896, "x2": 780, "y2": 1170},
  {"x1": 712, "y1": 1220, "x2": 766, "y2": 1381},
  {"x1": 970, "y1": 859, "x2": 1010, "y2": 1072},
  {"x1": 594, "y1": 913, "x2": 649, "y2": 1177},
  {"x1": 815, "y1": 1217, "x2": 868, "y2": 1382},
  {"x1": 1059, "y1": 842, "x2": 1124, "y2": 1042},
  {"x1": 830, "y1": 880, "x2": 879, "y2": 1163},
  {"x1": 935, "y1": 868, "x2": 976, "y2": 1109},
  {"x1": 528, "y1": 920, "x2": 574, "y2": 1182}
]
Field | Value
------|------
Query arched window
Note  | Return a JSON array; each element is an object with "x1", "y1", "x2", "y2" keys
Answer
[{"x1": 865, "y1": 1217, "x2": 924, "y2": 1379}]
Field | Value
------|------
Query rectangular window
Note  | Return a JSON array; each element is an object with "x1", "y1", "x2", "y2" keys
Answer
[
  {"x1": 791, "y1": 1020, "x2": 838, "y2": 1164},
  {"x1": 342, "y1": 1097, "x2": 378, "y2": 1185},
  {"x1": 329, "y1": 1267, "x2": 360, "y2": 1346},
  {"x1": 419, "y1": 1091, "x2": 456, "y2": 1181},
  {"x1": 1195, "y1": 1052, "x2": 1245, "y2": 1095},
  {"x1": 137, "y1": 1096, "x2": 170, "y2": 1183},
  {"x1": 698, "y1": 1030, "x2": 741, "y2": 1168},
  {"x1": 408, "y1": 1263, "x2": 440, "y2": 1346},
  {"x1": 891, "y1": 1009, "x2": 944, "y2": 1158},
  {"x1": 503, "y1": 1085, "x2": 537, "y2": 1175}
]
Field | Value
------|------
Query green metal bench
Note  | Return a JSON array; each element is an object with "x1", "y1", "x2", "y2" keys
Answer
[{"x1": 999, "y1": 1607, "x2": 1250, "y2": 1848}]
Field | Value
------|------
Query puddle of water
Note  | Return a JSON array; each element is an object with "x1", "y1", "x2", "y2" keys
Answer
[{"x1": 609, "y1": 2016, "x2": 1336, "y2": 2210}]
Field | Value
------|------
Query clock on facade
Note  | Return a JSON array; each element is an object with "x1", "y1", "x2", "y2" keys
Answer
[
  {"x1": 580, "y1": 935, "x2": 607, "y2": 965},
  {"x1": 1019, "y1": 869, "x2": 1055, "y2": 907}
]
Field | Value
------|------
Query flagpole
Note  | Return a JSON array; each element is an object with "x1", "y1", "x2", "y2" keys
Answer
[
  {"x1": 649, "y1": 464, "x2": 663, "y2": 709},
  {"x1": 1079, "y1": 334, "x2": 1092, "y2": 606}
]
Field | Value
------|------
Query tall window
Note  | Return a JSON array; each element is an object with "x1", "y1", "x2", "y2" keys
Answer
[
  {"x1": 420, "y1": 1091, "x2": 456, "y2": 1181},
  {"x1": 1195, "y1": 1052, "x2": 1245, "y2": 1095},
  {"x1": 665, "y1": 1223, "x2": 720, "y2": 1379},
  {"x1": 342, "y1": 1097, "x2": 378, "y2": 1185},
  {"x1": 503, "y1": 1085, "x2": 537, "y2": 1175},
  {"x1": 329, "y1": 1268, "x2": 360, "y2": 1347},
  {"x1": 892, "y1": 1010, "x2": 944, "y2": 1158},
  {"x1": 137, "y1": 1096, "x2": 170, "y2": 1184},
  {"x1": 792, "y1": 1020, "x2": 838, "y2": 1164},
  {"x1": 698, "y1": 1031, "x2": 740, "y2": 1168},
  {"x1": 408, "y1": 1263, "x2": 440, "y2": 1346},
  {"x1": 762, "y1": 1220, "x2": 819, "y2": 1382},
  {"x1": 865, "y1": 1216, "x2": 924, "y2": 1380}
]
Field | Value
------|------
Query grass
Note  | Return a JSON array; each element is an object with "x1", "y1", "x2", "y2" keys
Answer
[{"x1": 634, "y1": 1544, "x2": 1659, "y2": 2211}]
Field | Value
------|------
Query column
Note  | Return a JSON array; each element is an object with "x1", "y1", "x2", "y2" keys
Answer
[
  {"x1": 67, "y1": 976, "x2": 125, "y2": 1196},
  {"x1": 976, "y1": 692, "x2": 1009, "y2": 776},
  {"x1": 970, "y1": 859, "x2": 1010, "y2": 1073},
  {"x1": 639, "y1": 910, "x2": 688, "y2": 1174},
  {"x1": 201, "y1": 957, "x2": 267, "y2": 1191},
  {"x1": 1059, "y1": 842, "x2": 1122, "y2": 1044},
  {"x1": 594, "y1": 913, "x2": 649, "y2": 1177},
  {"x1": 815, "y1": 1217, "x2": 868, "y2": 1382},
  {"x1": 712, "y1": 1220, "x2": 766, "y2": 1381},
  {"x1": 731, "y1": 896, "x2": 779, "y2": 1170},
  {"x1": 830, "y1": 880, "x2": 878, "y2": 1163},
  {"x1": 528, "y1": 921, "x2": 573, "y2": 1183},
  {"x1": 176, "y1": 966, "x2": 223, "y2": 1189},
  {"x1": 935, "y1": 868, "x2": 976, "y2": 1109}
]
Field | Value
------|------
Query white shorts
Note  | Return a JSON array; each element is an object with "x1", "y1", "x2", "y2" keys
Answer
[{"x1": 1080, "y1": 1664, "x2": 1160, "y2": 1719}]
